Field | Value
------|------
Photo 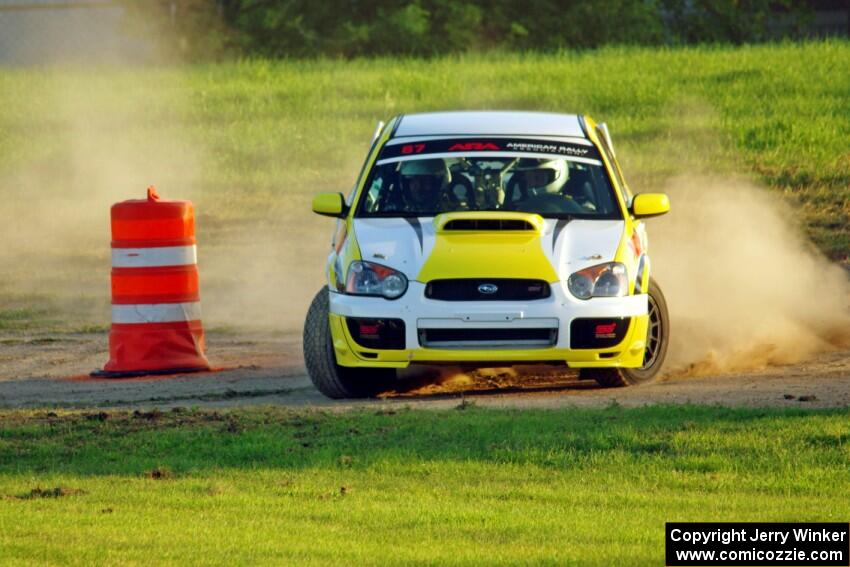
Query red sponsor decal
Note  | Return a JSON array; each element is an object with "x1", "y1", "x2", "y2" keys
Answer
[
  {"x1": 595, "y1": 323, "x2": 617, "y2": 335},
  {"x1": 448, "y1": 142, "x2": 500, "y2": 151},
  {"x1": 401, "y1": 143, "x2": 426, "y2": 155}
]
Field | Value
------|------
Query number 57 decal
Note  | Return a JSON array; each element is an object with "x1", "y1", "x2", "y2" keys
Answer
[{"x1": 401, "y1": 144, "x2": 426, "y2": 154}]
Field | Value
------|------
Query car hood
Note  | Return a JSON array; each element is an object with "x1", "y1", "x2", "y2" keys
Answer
[{"x1": 352, "y1": 215, "x2": 625, "y2": 282}]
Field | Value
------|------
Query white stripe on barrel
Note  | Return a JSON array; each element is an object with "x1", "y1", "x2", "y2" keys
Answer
[
  {"x1": 111, "y1": 245, "x2": 197, "y2": 268},
  {"x1": 112, "y1": 302, "x2": 202, "y2": 324}
]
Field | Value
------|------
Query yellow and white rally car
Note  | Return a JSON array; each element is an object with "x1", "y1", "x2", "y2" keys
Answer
[{"x1": 304, "y1": 111, "x2": 670, "y2": 399}]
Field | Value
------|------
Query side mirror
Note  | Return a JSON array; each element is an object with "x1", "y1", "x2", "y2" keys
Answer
[
  {"x1": 312, "y1": 192, "x2": 347, "y2": 218},
  {"x1": 631, "y1": 193, "x2": 670, "y2": 219}
]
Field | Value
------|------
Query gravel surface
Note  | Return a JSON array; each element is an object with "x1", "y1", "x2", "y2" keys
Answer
[{"x1": 1, "y1": 331, "x2": 848, "y2": 410}]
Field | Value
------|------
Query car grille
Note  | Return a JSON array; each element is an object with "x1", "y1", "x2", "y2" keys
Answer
[
  {"x1": 419, "y1": 327, "x2": 558, "y2": 349},
  {"x1": 425, "y1": 279, "x2": 551, "y2": 301}
]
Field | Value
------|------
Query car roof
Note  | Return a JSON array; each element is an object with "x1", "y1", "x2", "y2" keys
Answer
[{"x1": 393, "y1": 111, "x2": 586, "y2": 139}]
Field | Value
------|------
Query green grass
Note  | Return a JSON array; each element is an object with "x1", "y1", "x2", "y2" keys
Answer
[
  {"x1": 0, "y1": 41, "x2": 848, "y2": 332},
  {"x1": 0, "y1": 405, "x2": 848, "y2": 565}
]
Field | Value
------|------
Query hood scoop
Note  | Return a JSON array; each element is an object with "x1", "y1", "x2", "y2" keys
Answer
[
  {"x1": 443, "y1": 218, "x2": 535, "y2": 231},
  {"x1": 435, "y1": 212, "x2": 544, "y2": 233}
]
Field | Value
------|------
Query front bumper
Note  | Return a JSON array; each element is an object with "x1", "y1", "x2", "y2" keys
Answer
[{"x1": 328, "y1": 282, "x2": 648, "y2": 368}]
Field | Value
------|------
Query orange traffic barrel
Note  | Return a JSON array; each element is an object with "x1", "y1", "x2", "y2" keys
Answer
[{"x1": 92, "y1": 186, "x2": 210, "y2": 377}]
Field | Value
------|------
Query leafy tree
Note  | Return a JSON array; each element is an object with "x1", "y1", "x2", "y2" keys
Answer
[{"x1": 121, "y1": 0, "x2": 817, "y2": 60}]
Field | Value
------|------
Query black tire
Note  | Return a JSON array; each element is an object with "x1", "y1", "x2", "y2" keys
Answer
[
  {"x1": 582, "y1": 277, "x2": 670, "y2": 388},
  {"x1": 302, "y1": 286, "x2": 396, "y2": 399}
]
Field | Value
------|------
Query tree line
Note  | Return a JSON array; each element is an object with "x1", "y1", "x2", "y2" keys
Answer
[{"x1": 124, "y1": 0, "x2": 819, "y2": 59}]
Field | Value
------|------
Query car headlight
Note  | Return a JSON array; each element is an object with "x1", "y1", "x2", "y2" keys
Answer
[
  {"x1": 568, "y1": 262, "x2": 627, "y2": 300},
  {"x1": 345, "y1": 261, "x2": 408, "y2": 299}
]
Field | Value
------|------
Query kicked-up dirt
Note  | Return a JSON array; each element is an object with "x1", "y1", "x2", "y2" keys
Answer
[{"x1": 0, "y1": 330, "x2": 848, "y2": 410}]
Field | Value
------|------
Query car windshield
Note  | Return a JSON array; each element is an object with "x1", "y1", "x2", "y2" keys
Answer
[{"x1": 357, "y1": 155, "x2": 620, "y2": 218}]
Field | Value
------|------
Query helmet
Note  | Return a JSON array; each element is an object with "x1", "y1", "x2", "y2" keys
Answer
[
  {"x1": 512, "y1": 158, "x2": 568, "y2": 194},
  {"x1": 399, "y1": 159, "x2": 451, "y2": 207},
  {"x1": 399, "y1": 159, "x2": 451, "y2": 183}
]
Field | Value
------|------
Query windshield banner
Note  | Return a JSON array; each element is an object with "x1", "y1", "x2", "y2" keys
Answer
[{"x1": 379, "y1": 138, "x2": 601, "y2": 161}]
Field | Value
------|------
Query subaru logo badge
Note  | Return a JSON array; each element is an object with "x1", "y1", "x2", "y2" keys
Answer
[{"x1": 478, "y1": 283, "x2": 498, "y2": 295}]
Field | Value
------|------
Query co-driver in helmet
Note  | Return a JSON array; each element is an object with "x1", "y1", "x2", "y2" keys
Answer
[{"x1": 506, "y1": 158, "x2": 571, "y2": 213}]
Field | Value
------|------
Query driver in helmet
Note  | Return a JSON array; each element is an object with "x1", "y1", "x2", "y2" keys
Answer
[
  {"x1": 507, "y1": 158, "x2": 570, "y2": 213},
  {"x1": 398, "y1": 159, "x2": 452, "y2": 213}
]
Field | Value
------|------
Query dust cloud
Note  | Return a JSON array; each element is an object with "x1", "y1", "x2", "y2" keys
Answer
[
  {"x1": 0, "y1": 73, "x2": 330, "y2": 333},
  {"x1": 0, "y1": 8, "x2": 329, "y2": 335},
  {"x1": 198, "y1": 215, "x2": 330, "y2": 332},
  {"x1": 0, "y1": 70, "x2": 204, "y2": 329},
  {"x1": 651, "y1": 174, "x2": 850, "y2": 376},
  {"x1": 0, "y1": 6, "x2": 199, "y2": 331}
]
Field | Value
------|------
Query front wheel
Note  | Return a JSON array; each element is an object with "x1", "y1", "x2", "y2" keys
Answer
[
  {"x1": 582, "y1": 277, "x2": 670, "y2": 388},
  {"x1": 302, "y1": 286, "x2": 396, "y2": 399}
]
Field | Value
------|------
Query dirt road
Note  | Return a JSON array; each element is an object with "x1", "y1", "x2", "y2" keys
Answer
[{"x1": 1, "y1": 331, "x2": 848, "y2": 410}]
